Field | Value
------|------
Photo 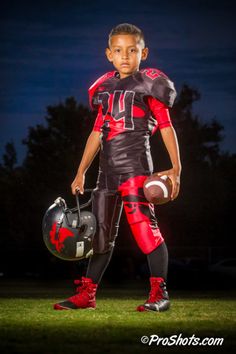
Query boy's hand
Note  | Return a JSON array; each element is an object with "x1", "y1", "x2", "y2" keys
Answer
[
  {"x1": 153, "y1": 168, "x2": 181, "y2": 201},
  {"x1": 71, "y1": 172, "x2": 85, "y2": 195}
]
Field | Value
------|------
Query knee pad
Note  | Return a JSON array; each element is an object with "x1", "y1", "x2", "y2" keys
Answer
[
  {"x1": 129, "y1": 219, "x2": 164, "y2": 254},
  {"x1": 122, "y1": 195, "x2": 163, "y2": 254},
  {"x1": 92, "y1": 189, "x2": 123, "y2": 254}
]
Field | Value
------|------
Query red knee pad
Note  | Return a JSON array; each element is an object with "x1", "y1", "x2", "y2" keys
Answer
[
  {"x1": 118, "y1": 175, "x2": 164, "y2": 254},
  {"x1": 130, "y1": 220, "x2": 164, "y2": 254}
]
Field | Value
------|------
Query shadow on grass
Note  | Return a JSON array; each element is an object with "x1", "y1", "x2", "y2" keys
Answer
[{"x1": 0, "y1": 320, "x2": 234, "y2": 354}]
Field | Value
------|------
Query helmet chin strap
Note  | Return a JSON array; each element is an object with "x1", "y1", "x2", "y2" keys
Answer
[
  {"x1": 75, "y1": 189, "x2": 95, "y2": 228},
  {"x1": 75, "y1": 191, "x2": 81, "y2": 227},
  {"x1": 54, "y1": 189, "x2": 95, "y2": 229},
  {"x1": 71, "y1": 188, "x2": 94, "y2": 211}
]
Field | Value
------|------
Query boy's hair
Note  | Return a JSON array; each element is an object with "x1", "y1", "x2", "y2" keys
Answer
[{"x1": 108, "y1": 23, "x2": 145, "y2": 48}]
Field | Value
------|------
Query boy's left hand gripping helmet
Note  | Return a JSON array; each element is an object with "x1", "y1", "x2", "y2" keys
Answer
[{"x1": 42, "y1": 191, "x2": 96, "y2": 261}]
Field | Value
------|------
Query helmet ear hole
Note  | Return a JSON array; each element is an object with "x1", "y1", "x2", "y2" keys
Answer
[{"x1": 79, "y1": 224, "x2": 86, "y2": 234}]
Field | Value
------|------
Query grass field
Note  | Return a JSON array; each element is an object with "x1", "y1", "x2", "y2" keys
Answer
[{"x1": 0, "y1": 279, "x2": 235, "y2": 354}]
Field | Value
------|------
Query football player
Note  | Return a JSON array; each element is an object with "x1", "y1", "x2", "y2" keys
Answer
[{"x1": 54, "y1": 23, "x2": 181, "y2": 312}]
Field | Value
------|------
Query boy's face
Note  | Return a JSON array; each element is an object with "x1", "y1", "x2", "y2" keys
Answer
[{"x1": 106, "y1": 34, "x2": 148, "y2": 79}]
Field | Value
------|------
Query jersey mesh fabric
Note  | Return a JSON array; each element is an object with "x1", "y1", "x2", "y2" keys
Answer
[{"x1": 89, "y1": 69, "x2": 176, "y2": 175}]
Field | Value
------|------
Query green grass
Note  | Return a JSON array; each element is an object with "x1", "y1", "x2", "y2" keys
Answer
[{"x1": 0, "y1": 280, "x2": 235, "y2": 354}]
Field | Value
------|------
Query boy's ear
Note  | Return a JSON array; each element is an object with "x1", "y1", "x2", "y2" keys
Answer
[
  {"x1": 141, "y1": 47, "x2": 149, "y2": 61},
  {"x1": 105, "y1": 48, "x2": 113, "y2": 62}
]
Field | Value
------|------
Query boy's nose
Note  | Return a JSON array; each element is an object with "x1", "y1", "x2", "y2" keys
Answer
[{"x1": 122, "y1": 51, "x2": 129, "y2": 59}]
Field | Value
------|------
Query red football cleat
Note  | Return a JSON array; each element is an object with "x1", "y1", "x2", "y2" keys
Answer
[
  {"x1": 54, "y1": 276, "x2": 98, "y2": 310},
  {"x1": 137, "y1": 277, "x2": 170, "y2": 312}
]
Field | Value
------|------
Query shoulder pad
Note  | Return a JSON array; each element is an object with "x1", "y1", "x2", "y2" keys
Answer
[
  {"x1": 88, "y1": 71, "x2": 116, "y2": 110},
  {"x1": 140, "y1": 68, "x2": 177, "y2": 107}
]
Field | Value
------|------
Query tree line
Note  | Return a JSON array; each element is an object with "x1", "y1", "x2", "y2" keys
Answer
[{"x1": 0, "y1": 85, "x2": 235, "y2": 277}]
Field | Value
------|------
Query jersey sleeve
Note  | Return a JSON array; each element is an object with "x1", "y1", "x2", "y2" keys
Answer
[
  {"x1": 92, "y1": 105, "x2": 103, "y2": 132},
  {"x1": 147, "y1": 96, "x2": 172, "y2": 131}
]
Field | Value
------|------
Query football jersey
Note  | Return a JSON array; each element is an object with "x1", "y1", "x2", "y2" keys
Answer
[{"x1": 88, "y1": 68, "x2": 177, "y2": 175}]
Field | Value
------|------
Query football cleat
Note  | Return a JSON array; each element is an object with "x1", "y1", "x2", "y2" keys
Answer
[
  {"x1": 137, "y1": 277, "x2": 170, "y2": 312},
  {"x1": 54, "y1": 276, "x2": 98, "y2": 310}
]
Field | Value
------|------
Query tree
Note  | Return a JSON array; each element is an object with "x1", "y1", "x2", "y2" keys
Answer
[
  {"x1": 2, "y1": 142, "x2": 17, "y2": 171},
  {"x1": 22, "y1": 97, "x2": 97, "y2": 199},
  {"x1": 151, "y1": 84, "x2": 231, "y2": 249}
]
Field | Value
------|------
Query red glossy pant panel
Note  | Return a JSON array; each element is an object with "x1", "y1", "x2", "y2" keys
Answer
[{"x1": 92, "y1": 172, "x2": 164, "y2": 254}]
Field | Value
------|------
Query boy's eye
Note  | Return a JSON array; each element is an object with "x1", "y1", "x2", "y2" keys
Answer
[
  {"x1": 130, "y1": 48, "x2": 136, "y2": 52},
  {"x1": 114, "y1": 49, "x2": 120, "y2": 53}
]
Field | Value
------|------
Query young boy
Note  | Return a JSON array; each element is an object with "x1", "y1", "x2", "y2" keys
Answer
[{"x1": 54, "y1": 23, "x2": 181, "y2": 312}]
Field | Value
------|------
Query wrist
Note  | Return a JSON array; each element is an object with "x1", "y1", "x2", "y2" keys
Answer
[
  {"x1": 172, "y1": 164, "x2": 182, "y2": 175},
  {"x1": 77, "y1": 168, "x2": 86, "y2": 176}
]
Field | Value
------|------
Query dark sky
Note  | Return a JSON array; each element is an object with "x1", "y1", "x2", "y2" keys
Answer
[{"x1": 1, "y1": 0, "x2": 235, "y2": 164}]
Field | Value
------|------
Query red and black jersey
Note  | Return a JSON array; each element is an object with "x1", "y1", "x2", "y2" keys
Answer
[{"x1": 88, "y1": 68, "x2": 177, "y2": 175}]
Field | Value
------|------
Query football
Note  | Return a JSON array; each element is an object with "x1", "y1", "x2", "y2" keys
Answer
[{"x1": 143, "y1": 174, "x2": 172, "y2": 205}]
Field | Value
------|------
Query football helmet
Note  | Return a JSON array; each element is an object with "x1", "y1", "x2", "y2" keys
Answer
[{"x1": 42, "y1": 189, "x2": 96, "y2": 261}]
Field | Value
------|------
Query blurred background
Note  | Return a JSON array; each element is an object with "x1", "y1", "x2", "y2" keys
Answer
[{"x1": 0, "y1": 0, "x2": 235, "y2": 290}]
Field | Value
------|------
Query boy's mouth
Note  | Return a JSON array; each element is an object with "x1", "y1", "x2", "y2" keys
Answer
[{"x1": 121, "y1": 63, "x2": 130, "y2": 67}]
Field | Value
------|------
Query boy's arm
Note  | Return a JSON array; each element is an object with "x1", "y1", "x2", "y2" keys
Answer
[
  {"x1": 147, "y1": 96, "x2": 181, "y2": 200},
  {"x1": 156, "y1": 126, "x2": 181, "y2": 200},
  {"x1": 71, "y1": 130, "x2": 101, "y2": 195}
]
